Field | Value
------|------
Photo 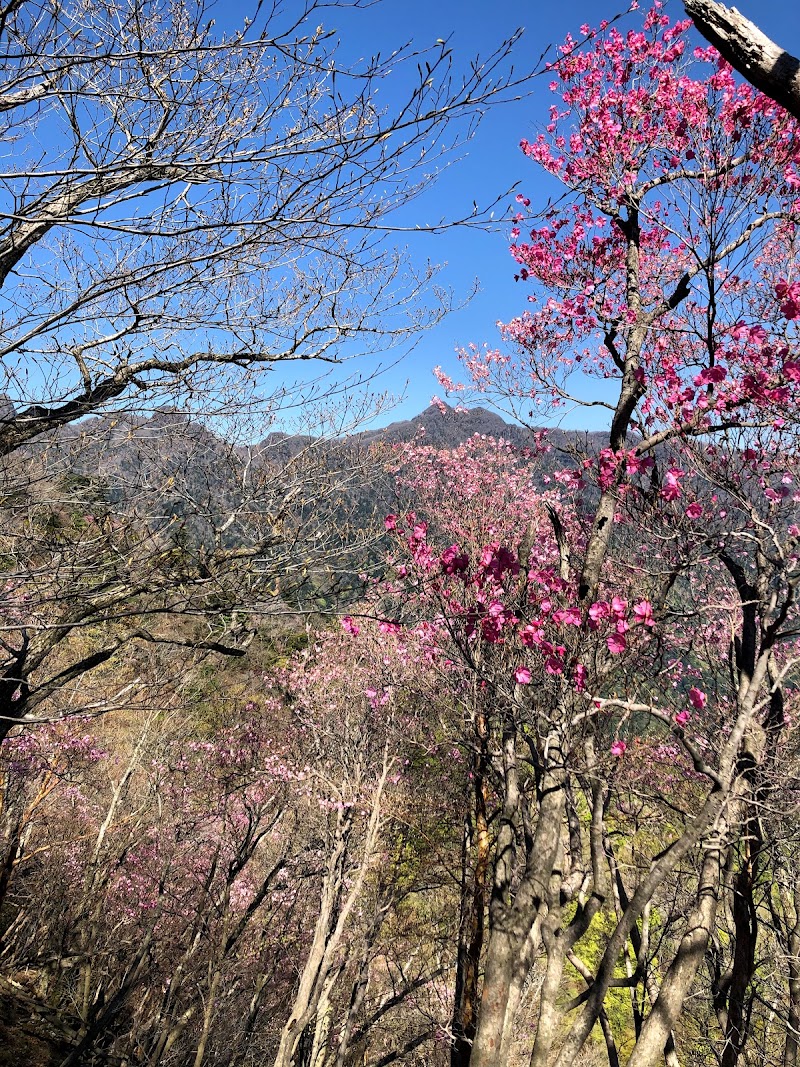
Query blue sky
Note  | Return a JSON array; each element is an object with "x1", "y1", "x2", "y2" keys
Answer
[{"x1": 224, "y1": 0, "x2": 800, "y2": 432}]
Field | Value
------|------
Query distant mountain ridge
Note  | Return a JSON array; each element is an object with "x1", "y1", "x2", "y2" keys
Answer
[
  {"x1": 358, "y1": 403, "x2": 532, "y2": 448},
  {"x1": 4, "y1": 401, "x2": 613, "y2": 610},
  {"x1": 354, "y1": 402, "x2": 610, "y2": 465},
  {"x1": 256, "y1": 402, "x2": 533, "y2": 458},
  {"x1": 3, "y1": 390, "x2": 605, "y2": 464},
  {"x1": 21, "y1": 400, "x2": 611, "y2": 529}
]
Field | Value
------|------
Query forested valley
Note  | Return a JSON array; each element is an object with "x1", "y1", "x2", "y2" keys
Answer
[{"x1": 2, "y1": 1, "x2": 800, "y2": 1066}]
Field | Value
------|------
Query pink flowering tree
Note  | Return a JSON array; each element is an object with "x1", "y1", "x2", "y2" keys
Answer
[
  {"x1": 0, "y1": 704, "x2": 306, "y2": 1066},
  {"x1": 380, "y1": 434, "x2": 714, "y2": 1066},
  {"x1": 381, "y1": 426, "x2": 800, "y2": 1067},
  {"x1": 0, "y1": 621, "x2": 461, "y2": 1066},
  {"x1": 386, "y1": 433, "x2": 560, "y2": 1066},
  {"x1": 404, "y1": 6, "x2": 800, "y2": 1065},
  {"x1": 270, "y1": 622, "x2": 452, "y2": 1067}
]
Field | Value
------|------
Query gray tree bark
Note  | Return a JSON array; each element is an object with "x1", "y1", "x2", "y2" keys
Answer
[{"x1": 683, "y1": 0, "x2": 800, "y2": 120}]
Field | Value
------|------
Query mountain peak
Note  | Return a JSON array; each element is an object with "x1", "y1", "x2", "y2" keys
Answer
[{"x1": 388, "y1": 402, "x2": 526, "y2": 446}]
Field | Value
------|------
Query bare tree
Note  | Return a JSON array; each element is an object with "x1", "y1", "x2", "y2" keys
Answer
[
  {"x1": 0, "y1": 0, "x2": 531, "y2": 738},
  {"x1": 0, "y1": 411, "x2": 398, "y2": 739},
  {"x1": 0, "y1": 0, "x2": 528, "y2": 454}
]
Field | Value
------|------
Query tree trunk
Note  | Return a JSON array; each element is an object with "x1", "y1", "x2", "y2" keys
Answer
[
  {"x1": 451, "y1": 715, "x2": 490, "y2": 1067},
  {"x1": 528, "y1": 903, "x2": 566, "y2": 1067},
  {"x1": 626, "y1": 832, "x2": 726, "y2": 1067},
  {"x1": 274, "y1": 759, "x2": 389, "y2": 1067},
  {"x1": 783, "y1": 879, "x2": 800, "y2": 1067},
  {"x1": 470, "y1": 742, "x2": 564, "y2": 1067}
]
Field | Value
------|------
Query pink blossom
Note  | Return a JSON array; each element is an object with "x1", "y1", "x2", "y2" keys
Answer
[
  {"x1": 688, "y1": 686, "x2": 707, "y2": 709},
  {"x1": 495, "y1": 546, "x2": 520, "y2": 576},
  {"x1": 776, "y1": 279, "x2": 800, "y2": 320},
  {"x1": 611, "y1": 740, "x2": 627, "y2": 757},
  {"x1": 433, "y1": 365, "x2": 459, "y2": 392},
  {"x1": 479, "y1": 544, "x2": 496, "y2": 568},
  {"x1": 633, "y1": 600, "x2": 654, "y2": 627},
  {"x1": 611, "y1": 596, "x2": 628, "y2": 618},
  {"x1": 625, "y1": 451, "x2": 655, "y2": 476},
  {"x1": 607, "y1": 633, "x2": 627, "y2": 655},
  {"x1": 384, "y1": 514, "x2": 397, "y2": 531},
  {"x1": 341, "y1": 616, "x2": 360, "y2": 636},
  {"x1": 519, "y1": 623, "x2": 544, "y2": 646},
  {"x1": 675, "y1": 709, "x2": 690, "y2": 727},
  {"x1": 440, "y1": 544, "x2": 469, "y2": 575},
  {"x1": 661, "y1": 468, "x2": 685, "y2": 502},
  {"x1": 685, "y1": 501, "x2": 703, "y2": 519},
  {"x1": 515, "y1": 666, "x2": 532, "y2": 685},
  {"x1": 694, "y1": 365, "x2": 727, "y2": 386}
]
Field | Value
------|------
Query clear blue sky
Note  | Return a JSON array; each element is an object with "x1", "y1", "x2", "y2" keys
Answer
[{"x1": 222, "y1": 0, "x2": 800, "y2": 432}]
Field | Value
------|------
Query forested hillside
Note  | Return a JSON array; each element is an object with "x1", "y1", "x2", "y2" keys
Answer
[{"x1": 2, "y1": 1, "x2": 800, "y2": 1066}]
